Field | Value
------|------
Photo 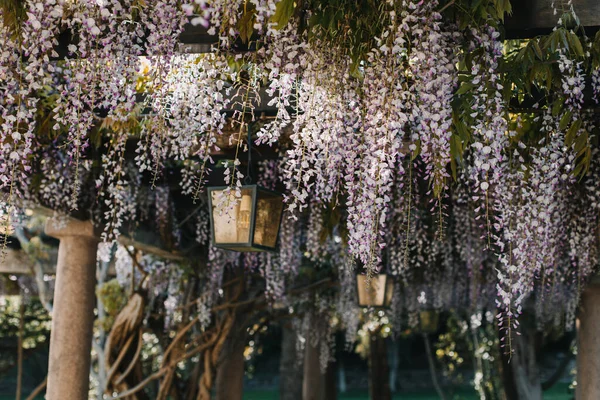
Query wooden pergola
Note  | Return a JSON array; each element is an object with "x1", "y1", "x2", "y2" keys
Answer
[{"x1": 7, "y1": 1, "x2": 600, "y2": 399}]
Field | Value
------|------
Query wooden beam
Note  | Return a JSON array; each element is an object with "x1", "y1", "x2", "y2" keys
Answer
[
  {"x1": 504, "y1": 0, "x2": 600, "y2": 39},
  {"x1": 118, "y1": 236, "x2": 186, "y2": 261},
  {"x1": 0, "y1": 249, "x2": 34, "y2": 275},
  {"x1": 48, "y1": 1, "x2": 600, "y2": 60}
]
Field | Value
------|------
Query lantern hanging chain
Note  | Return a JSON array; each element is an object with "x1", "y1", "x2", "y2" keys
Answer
[{"x1": 245, "y1": 123, "x2": 253, "y2": 185}]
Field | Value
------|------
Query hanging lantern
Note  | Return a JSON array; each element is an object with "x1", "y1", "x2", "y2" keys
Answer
[
  {"x1": 356, "y1": 274, "x2": 394, "y2": 308},
  {"x1": 207, "y1": 184, "x2": 284, "y2": 252}
]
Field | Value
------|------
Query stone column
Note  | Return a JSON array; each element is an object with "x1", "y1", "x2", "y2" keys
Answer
[
  {"x1": 577, "y1": 279, "x2": 600, "y2": 400},
  {"x1": 45, "y1": 219, "x2": 98, "y2": 400}
]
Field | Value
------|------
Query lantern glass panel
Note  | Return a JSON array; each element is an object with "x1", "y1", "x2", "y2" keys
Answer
[
  {"x1": 254, "y1": 190, "x2": 284, "y2": 248},
  {"x1": 357, "y1": 274, "x2": 390, "y2": 307},
  {"x1": 208, "y1": 185, "x2": 284, "y2": 251},
  {"x1": 210, "y1": 187, "x2": 255, "y2": 245}
]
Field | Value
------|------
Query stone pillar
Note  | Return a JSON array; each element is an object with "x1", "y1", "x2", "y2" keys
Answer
[
  {"x1": 45, "y1": 219, "x2": 98, "y2": 400},
  {"x1": 577, "y1": 280, "x2": 600, "y2": 400}
]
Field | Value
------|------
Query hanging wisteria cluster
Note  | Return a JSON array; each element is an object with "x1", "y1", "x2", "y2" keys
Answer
[{"x1": 1, "y1": 0, "x2": 600, "y2": 347}]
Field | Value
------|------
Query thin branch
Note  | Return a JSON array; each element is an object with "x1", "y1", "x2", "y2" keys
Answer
[
  {"x1": 16, "y1": 303, "x2": 24, "y2": 400},
  {"x1": 124, "y1": 246, "x2": 149, "y2": 287},
  {"x1": 288, "y1": 278, "x2": 334, "y2": 295},
  {"x1": 113, "y1": 370, "x2": 166, "y2": 399},
  {"x1": 423, "y1": 333, "x2": 447, "y2": 400},
  {"x1": 212, "y1": 295, "x2": 264, "y2": 312},
  {"x1": 163, "y1": 314, "x2": 202, "y2": 361},
  {"x1": 438, "y1": 0, "x2": 456, "y2": 13},
  {"x1": 25, "y1": 378, "x2": 46, "y2": 400}
]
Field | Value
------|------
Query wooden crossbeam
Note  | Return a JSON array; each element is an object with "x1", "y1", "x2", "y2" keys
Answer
[
  {"x1": 504, "y1": 0, "x2": 600, "y2": 39},
  {"x1": 0, "y1": 249, "x2": 34, "y2": 274},
  {"x1": 49, "y1": 2, "x2": 600, "y2": 58}
]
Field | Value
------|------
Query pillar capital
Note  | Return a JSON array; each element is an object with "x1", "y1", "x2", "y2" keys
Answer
[{"x1": 45, "y1": 218, "x2": 98, "y2": 241}]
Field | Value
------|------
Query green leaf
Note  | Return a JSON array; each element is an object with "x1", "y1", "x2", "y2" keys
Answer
[
  {"x1": 455, "y1": 82, "x2": 475, "y2": 95},
  {"x1": 237, "y1": 10, "x2": 256, "y2": 44},
  {"x1": 270, "y1": 0, "x2": 295, "y2": 30},
  {"x1": 495, "y1": 0, "x2": 505, "y2": 21},
  {"x1": 452, "y1": 134, "x2": 464, "y2": 159},
  {"x1": 532, "y1": 40, "x2": 543, "y2": 60},
  {"x1": 565, "y1": 120, "x2": 582, "y2": 147},
  {"x1": 411, "y1": 140, "x2": 421, "y2": 161},
  {"x1": 584, "y1": 147, "x2": 592, "y2": 175},
  {"x1": 90, "y1": 127, "x2": 102, "y2": 149},
  {"x1": 568, "y1": 32, "x2": 585, "y2": 57},
  {"x1": 574, "y1": 130, "x2": 588, "y2": 155},
  {"x1": 545, "y1": 64, "x2": 553, "y2": 90},
  {"x1": 471, "y1": 0, "x2": 483, "y2": 12},
  {"x1": 551, "y1": 97, "x2": 565, "y2": 117},
  {"x1": 559, "y1": 111, "x2": 572, "y2": 131},
  {"x1": 573, "y1": 160, "x2": 584, "y2": 177}
]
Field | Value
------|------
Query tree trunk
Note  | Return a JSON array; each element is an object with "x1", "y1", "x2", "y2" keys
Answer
[
  {"x1": 338, "y1": 362, "x2": 347, "y2": 394},
  {"x1": 387, "y1": 339, "x2": 398, "y2": 393},
  {"x1": 577, "y1": 281, "x2": 600, "y2": 400},
  {"x1": 368, "y1": 334, "x2": 391, "y2": 400},
  {"x1": 280, "y1": 323, "x2": 303, "y2": 400},
  {"x1": 499, "y1": 339, "x2": 519, "y2": 400},
  {"x1": 185, "y1": 361, "x2": 202, "y2": 400},
  {"x1": 16, "y1": 302, "x2": 25, "y2": 400},
  {"x1": 423, "y1": 333, "x2": 447, "y2": 400},
  {"x1": 512, "y1": 329, "x2": 542, "y2": 400},
  {"x1": 324, "y1": 361, "x2": 337, "y2": 400},
  {"x1": 303, "y1": 316, "x2": 325, "y2": 400},
  {"x1": 95, "y1": 257, "x2": 111, "y2": 399},
  {"x1": 215, "y1": 317, "x2": 246, "y2": 400}
]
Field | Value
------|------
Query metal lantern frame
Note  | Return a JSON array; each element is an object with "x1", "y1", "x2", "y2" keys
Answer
[
  {"x1": 207, "y1": 184, "x2": 285, "y2": 252},
  {"x1": 355, "y1": 273, "x2": 395, "y2": 309}
]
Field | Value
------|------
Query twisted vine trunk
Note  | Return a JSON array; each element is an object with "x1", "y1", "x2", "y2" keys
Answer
[
  {"x1": 215, "y1": 315, "x2": 247, "y2": 400},
  {"x1": 197, "y1": 311, "x2": 236, "y2": 400},
  {"x1": 197, "y1": 269, "x2": 245, "y2": 400}
]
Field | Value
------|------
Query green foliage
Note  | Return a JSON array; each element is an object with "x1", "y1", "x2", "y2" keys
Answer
[
  {"x1": 0, "y1": 0, "x2": 26, "y2": 34},
  {"x1": 96, "y1": 279, "x2": 128, "y2": 331},
  {"x1": 238, "y1": 3, "x2": 257, "y2": 43},
  {"x1": 452, "y1": 0, "x2": 512, "y2": 29},
  {"x1": 271, "y1": 0, "x2": 296, "y2": 30},
  {"x1": 0, "y1": 297, "x2": 50, "y2": 346}
]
